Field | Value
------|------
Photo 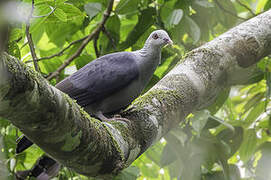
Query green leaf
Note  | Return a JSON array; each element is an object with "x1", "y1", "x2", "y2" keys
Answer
[
  {"x1": 203, "y1": 165, "x2": 240, "y2": 180},
  {"x1": 133, "y1": 153, "x2": 160, "y2": 178},
  {"x1": 168, "y1": 159, "x2": 183, "y2": 179},
  {"x1": 30, "y1": 4, "x2": 51, "y2": 33},
  {"x1": 115, "y1": 0, "x2": 140, "y2": 15},
  {"x1": 208, "y1": 88, "x2": 230, "y2": 114},
  {"x1": 203, "y1": 172, "x2": 225, "y2": 180},
  {"x1": 244, "y1": 101, "x2": 265, "y2": 127},
  {"x1": 8, "y1": 41, "x2": 21, "y2": 59},
  {"x1": 45, "y1": 23, "x2": 77, "y2": 47},
  {"x1": 119, "y1": 8, "x2": 156, "y2": 50},
  {"x1": 264, "y1": 0, "x2": 271, "y2": 10},
  {"x1": 160, "y1": 143, "x2": 177, "y2": 167},
  {"x1": 84, "y1": 2, "x2": 102, "y2": 20},
  {"x1": 184, "y1": 15, "x2": 201, "y2": 44},
  {"x1": 256, "y1": 0, "x2": 270, "y2": 13},
  {"x1": 145, "y1": 142, "x2": 164, "y2": 166},
  {"x1": 160, "y1": 0, "x2": 177, "y2": 27},
  {"x1": 54, "y1": 8, "x2": 68, "y2": 22},
  {"x1": 243, "y1": 93, "x2": 264, "y2": 113},
  {"x1": 194, "y1": 0, "x2": 214, "y2": 8},
  {"x1": 256, "y1": 142, "x2": 271, "y2": 180},
  {"x1": 209, "y1": 115, "x2": 234, "y2": 131},
  {"x1": 204, "y1": 118, "x2": 221, "y2": 129},
  {"x1": 0, "y1": 136, "x2": 11, "y2": 180},
  {"x1": 9, "y1": 28, "x2": 22, "y2": 42},
  {"x1": 100, "y1": 14, "x2": 121, "y2": 54},
  {"x1": 170, "y1": 128, "x2": 188, "y2": 146},
  {"x1": 266, "y1": 71, "x2": 271, "y2": 109},
  {"x1": 75, "y1": 54, "x2": 93, "y2": 70},
  {"x1": 239, "y1": 129, "x2": 257, "y2": 163},
  {"x1": 217, "y1": 127, "x2": 243, "y2": 157},
  {"x1": 114, "y1": 166, "x2": 140, "y2": 180},
  {"x1": 57, "y1": 3, "x2": 85, "y2": 24},
  {"x1": 0, "y1": 118, "x2": 10, "y2": 129},
  {"x1": 167, "y1": 9, "x2": 183, "y2": 28},
  {"x1": 190, "y1": 110, "x2": 210, "y2": 134},
  {"x1": 214, "y1": 0, "x2": 237, "y2": 28},
  {"x1": 56, "y1": 0, "x2": 67, "y2": 4}
]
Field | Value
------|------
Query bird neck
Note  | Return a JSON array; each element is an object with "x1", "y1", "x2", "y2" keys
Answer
[
  {"x1": 138, "y1": 42, "x2": 161, "y2": 59},
  {"x1": 136, "y1": 42, "x2": 162, "y2": 88}
]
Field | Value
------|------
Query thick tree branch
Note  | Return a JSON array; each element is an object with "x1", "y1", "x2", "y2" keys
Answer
[
  {"x1": 46, "y1": 0, "x2": 114, "y2": 81},
  {"x1": 26, "y1": 0, "x2": 40, "y2": 73},
  {"x1": 0, "y1": 9, "x2": 271, "y2": 178}
]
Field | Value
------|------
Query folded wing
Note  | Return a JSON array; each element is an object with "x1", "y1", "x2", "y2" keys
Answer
[{"x1": 55, "y1": 52, "x2": 139, "y2": 107}]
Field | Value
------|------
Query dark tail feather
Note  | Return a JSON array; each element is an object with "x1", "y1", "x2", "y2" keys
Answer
[
  {"x1": 16, "y1": 136, "x2": 33, "y2": 154},
  {"x1": 16, "y1": 155, "x2": 60, "y2": 180}
]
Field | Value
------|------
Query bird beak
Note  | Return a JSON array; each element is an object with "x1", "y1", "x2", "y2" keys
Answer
[
  {"x1": 164, "y1": 38, "x2": 173, "y2": 46},
  {"x1": 168, "y1": 39, "x2": 173, "y2": 45}
]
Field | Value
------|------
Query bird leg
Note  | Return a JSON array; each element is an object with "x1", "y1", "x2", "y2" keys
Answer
[{"x1": 95, "y1": 111, "x2": 111, "y2": 121}]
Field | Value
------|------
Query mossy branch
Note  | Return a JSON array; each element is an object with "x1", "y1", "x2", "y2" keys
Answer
[{"x1": 0, "y1": 9, "x2": 271, "y2": 178}]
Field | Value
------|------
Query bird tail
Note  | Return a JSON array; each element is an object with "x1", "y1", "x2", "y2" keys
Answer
[
  {"x1": 16, "y1": 155, "x2": 60, "y2": 180},
  {"x1": 16, "y1": 135, "x2": 33, "y2": 154}
]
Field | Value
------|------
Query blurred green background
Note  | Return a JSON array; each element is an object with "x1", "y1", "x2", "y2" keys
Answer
[{"x1": 1, "y1": 0, "x2": 271, "y2": 179}]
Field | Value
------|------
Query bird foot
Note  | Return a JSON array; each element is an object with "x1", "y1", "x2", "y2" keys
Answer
[
  {"x1": 111, "y1": 114, "x2": 130, "y2": 123},
  {"x1": 113, "y1": 114, "x2": 121, "y2": 118},
  {"x1": 95, "y1": 111, "x2": 130, "y2": 123}
]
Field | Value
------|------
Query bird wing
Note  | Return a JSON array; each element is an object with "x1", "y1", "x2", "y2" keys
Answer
[{"x1": 55, "y1": 52, "x2": 139, "y2": 107}]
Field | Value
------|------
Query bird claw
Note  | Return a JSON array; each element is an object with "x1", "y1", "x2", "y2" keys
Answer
[
  {"x1": 113, "y1": 114, "x2": 121, "y2": 118},
  {"x1": 112, "y1": 115, "x2": 130, "y2": 123}
]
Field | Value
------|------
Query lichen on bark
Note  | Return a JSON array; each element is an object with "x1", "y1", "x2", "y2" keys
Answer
[{"x1": 0, "y1": 10, "x2": 271, "y2": 178}]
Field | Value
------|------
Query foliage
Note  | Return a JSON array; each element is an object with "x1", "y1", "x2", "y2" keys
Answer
[{"x1": 1, "y1": 0, "x2": 271, "y2": 179}]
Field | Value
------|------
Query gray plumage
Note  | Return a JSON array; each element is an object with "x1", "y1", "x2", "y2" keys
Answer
[
  {"x1": 16, "y1": 30, "x2": 172, "y2": 179},
  {"x1": 16, "y1": 30, "x2": 172, "y2": 159},
  {"x1": 56, "y1": 52, "x2": 139, "y2": 112},
  {"x1": 56, "y1": 29, "x2": 173, "y2": 120}
]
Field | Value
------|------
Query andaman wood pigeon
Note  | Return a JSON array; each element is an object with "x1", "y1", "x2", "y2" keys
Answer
[{"x1": 16, "y1": 30, "x2": 172, "y2": 178}]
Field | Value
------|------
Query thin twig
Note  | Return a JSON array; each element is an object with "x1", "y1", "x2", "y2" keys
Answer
[
  {"x1": 214, "y1": 0, "x2": 247, "y2": 20},
  {"x1": 93, "y1": 33, "x2": 100, "y2": 58},
  {"x1": 25, "y1": 36, "x2": 88, "y2": 63},
  {"x1": 236, "y1": 0, "x2": 256, "y2": 16},
  {"x1": 47, "y1": 0, "x2": 114, "y2": 81},
  {"x1": 102, "y1": 27, "x2": 116, "y2": 49},
  {"x1": 26, "y1": 0, "x2": 41, "y2": 72}
]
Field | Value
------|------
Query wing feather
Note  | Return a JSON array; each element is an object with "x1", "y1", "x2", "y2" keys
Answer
[{"x1": 55, "y1": 52, "x2": 139, "y2": 107}]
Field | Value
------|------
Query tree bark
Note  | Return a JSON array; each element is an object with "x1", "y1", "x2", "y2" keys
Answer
[{"x1": 0, "y1": 9, "x2": 271, "y2": 178}]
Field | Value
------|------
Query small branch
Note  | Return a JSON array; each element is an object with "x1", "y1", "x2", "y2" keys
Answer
[
  {"x1": 93, "y1": 33, "x2": 100, "y2": 58},
  {"x1": 46, "y1": 0, "x2": 114, "y2": 81},
  {"x1": 102, "y1": 27, "x2": 117, "y2": 49},
  {"x1": 214, "y1": 0, "x2": 247, "y2": 20},
  {"x1": 2, "y1": 10, "x2": 271, "y2": 177},
  {"x1": 26, "y1": 0, "x2": 40, "y2": 72},
  {"x1": 236, "y1": 0, "x2": 256, "y2": 16},
  {"x1": 25, "y1": 36, "x2": 88, "y2": 63}
]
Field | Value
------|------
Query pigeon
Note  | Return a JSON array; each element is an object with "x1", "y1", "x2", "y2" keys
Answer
[
  {"x1": 55, "y1": 29, "x2": 173, "y2": 120},
  {"x1": 16, "y1": 30, "x2": 172, "y2": 178}
]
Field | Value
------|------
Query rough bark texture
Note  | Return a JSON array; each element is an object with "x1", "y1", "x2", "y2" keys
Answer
[{"x1": 0, "y1": 10, "x2": 271, "y2": 178}]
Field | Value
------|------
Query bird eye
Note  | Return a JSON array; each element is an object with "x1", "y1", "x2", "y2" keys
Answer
[{"x1": 152, "y1": 33, "x2": 159, "y2": 39}]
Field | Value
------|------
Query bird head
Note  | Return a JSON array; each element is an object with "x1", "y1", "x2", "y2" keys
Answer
[{"x1": 147, "y1": 30, "x2": 173, "y2": 48}]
